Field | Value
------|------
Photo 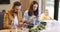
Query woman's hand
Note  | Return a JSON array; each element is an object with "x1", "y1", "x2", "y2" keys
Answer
[
  {"x1": 31, "y1": 15, "x2": 36, "y2": 20},
  {"x1": 28, "y1": 15, "x2": 36, "y2": 23}
]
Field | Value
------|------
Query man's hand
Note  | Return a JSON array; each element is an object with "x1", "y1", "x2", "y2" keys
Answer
[{"x1": 17, "y1": 22, "x2": 23, "y2": 28}]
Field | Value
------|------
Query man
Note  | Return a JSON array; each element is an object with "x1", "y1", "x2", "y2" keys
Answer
[{"x1": 4, "y1": 1, "x2": 23, "y2": 29}]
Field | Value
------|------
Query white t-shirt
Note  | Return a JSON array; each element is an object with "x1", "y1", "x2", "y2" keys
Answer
[{"x1": 13, "y1": 14, "x2": 18, "y2": 25}]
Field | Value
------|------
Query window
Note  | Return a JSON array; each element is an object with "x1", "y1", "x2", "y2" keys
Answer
[
  {"x1": 58, "y1": 1, "x2": 60, "y2": 21},
  {"x1": 46, "y1": 0, "x2": 54, "y2": 19}
]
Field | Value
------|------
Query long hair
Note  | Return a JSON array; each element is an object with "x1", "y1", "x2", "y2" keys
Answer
[{"x1": 28, "y1": 1, "x2": 38, "y2": 16}]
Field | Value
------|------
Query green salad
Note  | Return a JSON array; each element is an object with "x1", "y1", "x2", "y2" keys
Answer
[{"x1": 30, "y1": 23, "x2": 46, "y2": 32}]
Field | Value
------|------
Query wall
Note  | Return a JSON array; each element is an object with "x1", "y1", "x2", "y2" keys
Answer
[
  {"x1": 20, "y1": 0, "x2": 39, "y2": 11},
  {"x1": 20, "y1": 0, "x2": 29, "y2": 11},
  {"x1": 0, "y1": 0, "x2": 20, "y2": 12},
  {"x1": 0, "y1": 0, "x2": 39, "y2": 12}
]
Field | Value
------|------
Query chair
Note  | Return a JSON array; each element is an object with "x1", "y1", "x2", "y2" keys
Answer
[
  {"x1": 0, "y1": 10, "x2": 6, "y2": 29},
  {"x1": 0, "y1": 12, "x2": 4, "y2": 29}
]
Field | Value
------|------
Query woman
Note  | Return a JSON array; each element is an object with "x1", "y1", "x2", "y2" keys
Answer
[{"x1": 24, "y1": 1, "x2": 39, "y2": 25}]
